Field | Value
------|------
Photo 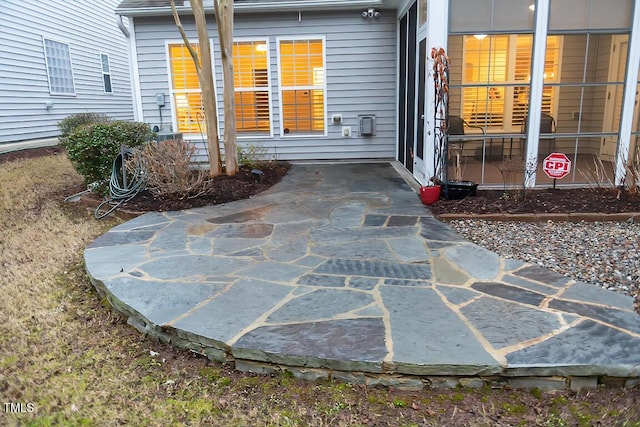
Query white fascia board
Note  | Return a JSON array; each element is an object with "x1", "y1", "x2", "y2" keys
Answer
[{"x1": 116, "y1": 0, "x2": 396, "y2": 17}]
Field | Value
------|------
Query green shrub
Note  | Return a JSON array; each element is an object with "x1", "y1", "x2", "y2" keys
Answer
[
  {"x1": 237, "y1": 143, "x2": 269, "y2": 169},
  {"x1": 64, "y1": 120, "x2": 154, "y2": 191},
  {"x1": 57, "y1": 112, "x2": 110, "y2": 146}
]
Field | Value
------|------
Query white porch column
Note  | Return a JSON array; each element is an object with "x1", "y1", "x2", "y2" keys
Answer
[
  {"x1": 615, "y1": 0, "x2": 640, "y2": 186},
  {"x1": 422, "y1": 0, "x2": 449, "y2": 182},
  {"x1": 126, "y1": 17, "x2": 143, "y2": 122},
  {"x1": 524, "y1": 0, "x2": 550, "y2": 188}
]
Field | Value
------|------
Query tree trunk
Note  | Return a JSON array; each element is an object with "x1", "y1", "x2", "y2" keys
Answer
[
  {"x1": 215, "y1": 0, "x2": 238, "y2": 176},
  {"x1": 192, "y1": 0, "x2": 222, "y2": 177},
  {"x1": 170, "y1": 0, "x2": 222, "y2": 177}
]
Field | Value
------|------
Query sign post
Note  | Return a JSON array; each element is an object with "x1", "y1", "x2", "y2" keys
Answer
[{"x1": 543, "y1": 152, "x2": 572, "y2": 188}]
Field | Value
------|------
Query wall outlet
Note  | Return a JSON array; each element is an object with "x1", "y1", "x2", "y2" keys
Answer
[{"x1": 342, "y1": 126, "x2": 351, "y2": 137}]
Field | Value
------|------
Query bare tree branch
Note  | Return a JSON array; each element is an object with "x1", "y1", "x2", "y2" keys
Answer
[
  {"x1": 169, "y1": 0, "x2": 200, "y2": 71},
  {"x1": 170, "y1": 0, "x2": 222, "y2": 176}
]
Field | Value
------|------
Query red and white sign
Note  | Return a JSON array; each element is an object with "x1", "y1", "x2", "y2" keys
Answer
[{"x1": 543, "y1": 152, "x2": 572, "y2": 179}]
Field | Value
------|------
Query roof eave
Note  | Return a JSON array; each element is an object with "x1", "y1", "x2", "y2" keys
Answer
[{"x1": 116, "y1": 0, "x2": 391, "y2": 17}]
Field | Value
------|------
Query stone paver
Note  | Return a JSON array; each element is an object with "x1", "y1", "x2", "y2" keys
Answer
[{"x1": 85, "y1": 162, "x2": 640, "y2": 389}]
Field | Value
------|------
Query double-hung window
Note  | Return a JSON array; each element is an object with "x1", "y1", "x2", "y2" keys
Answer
[
  {"x1": 233, "y1": 39, "x2": 272, "y2": 136},
  {"x1": 459, "y1": 34, "x2": 561, "y2": 131},
  {"x1": 43, "y1": 38, "x2": 75, "y2": 95},
  {"x1": 278, "y1": 38, "x2": 326, "y2": 136},
  {"x1": 167, "y1": 43, "x2": 207, "y2": 134},
  {"x1": 100, "y1": 53, "x2": 113, "y2": 93}
]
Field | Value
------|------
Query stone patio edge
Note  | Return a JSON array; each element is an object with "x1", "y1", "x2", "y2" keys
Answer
[{"x1": 84, "y1": 264, "x2": 640, "y2": 391}]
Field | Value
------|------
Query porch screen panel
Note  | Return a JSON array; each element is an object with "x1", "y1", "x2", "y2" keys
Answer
[
  {"x1": 449, "y1": 0, "x2": 533, "y2": 33},
  {"x1": 462, "y1": 35, "x2": 507, "y2": 129},
  {"x1": 458, "y1": 35, "x2": 560, "y2": 132},
  {"x1": 546, "y1": 0, "x2": 633, "y2": 179},
  {"x1": 516, "y1": 36, "x2": 560, "y2": 128},
  {"x1": 279, "y1": 39, "x2": 325, "y2": 135},
  {"x1": 168, "y1": 43, "x2": 205, "y2": 134},
  {"x1": 549, "y1": 0, "x2": 632, "y2": 31},
  {"x1": 233, "y1": 40, "x2": 271, "y2": 136},
  {"x1": 634, "y1": 80, "x2": 640, "y2": 160}
]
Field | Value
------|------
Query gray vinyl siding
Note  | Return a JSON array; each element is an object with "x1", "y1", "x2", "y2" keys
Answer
[
  {"x1": 133, "y1": 11, "x2": 397, "y2": 161},
  {"x1": 0, "y1": 0, "x2": 134, "y2": 145}
]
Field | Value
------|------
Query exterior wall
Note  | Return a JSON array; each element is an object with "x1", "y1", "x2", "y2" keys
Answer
[
  {"x1": 0, "y1": 0, "x2": 134, "y2": 145},
  {"x1": 132, "y1": 10, "x2": 397, "y2": 161}
]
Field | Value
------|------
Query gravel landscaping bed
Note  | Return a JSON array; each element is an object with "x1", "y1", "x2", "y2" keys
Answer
[{"x1": 449, "y1": 219, "x2": 640, "y2": 301}]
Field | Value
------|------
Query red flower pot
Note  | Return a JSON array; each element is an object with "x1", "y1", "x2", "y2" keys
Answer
[{"x1": 419, "y1": 185, "x2": 441, "y2": 205}]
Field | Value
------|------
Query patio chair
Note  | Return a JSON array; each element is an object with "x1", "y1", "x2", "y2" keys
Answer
[
  {"x1": 448, "y1": 116, "x2": 486, "y2": 149},
  {"x1": 522, "y1": 113, "x2": 556, "y2": 157},
  {"x1": 447, "y1": 115, "x2": 491, "y2": 164},
  {"x1": 447, "y1": 115, "x2": 486, "y2": 179}
]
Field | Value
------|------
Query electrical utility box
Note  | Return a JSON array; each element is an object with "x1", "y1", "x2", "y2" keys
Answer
[
  {"x1": 359, "y1": 115, "x2": 376, "y2": 136},
  {"x1": 155, "y1": 93, "x2": 165, "y2": 107}
]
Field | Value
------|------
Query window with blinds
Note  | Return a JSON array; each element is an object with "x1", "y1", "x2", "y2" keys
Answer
[
  {"x1": 461, "y1": 35, "x2": 561, "y2": 131},
  {"x1": 278, "y1": 38, "x2": 326, "y2": 136},
  {"x1": 233, "y1": 40, "x2": 272, "y2": 136},
  {"x1": 168, "y1": 43, "x2": 207, "y2": 134}
]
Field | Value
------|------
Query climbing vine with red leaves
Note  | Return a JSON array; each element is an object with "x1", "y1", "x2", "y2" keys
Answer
[{"x1": 432, "y1": 47, "x2": 450, "y2": 185}]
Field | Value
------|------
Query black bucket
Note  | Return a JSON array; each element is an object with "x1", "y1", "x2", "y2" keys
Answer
[{"x1": 441, "y1": 180, "x2": 478, "y2": 200}]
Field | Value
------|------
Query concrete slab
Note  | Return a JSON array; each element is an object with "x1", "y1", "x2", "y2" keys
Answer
[{"x1": 0, "y1": 137, "x2": 58, "y2": 153}]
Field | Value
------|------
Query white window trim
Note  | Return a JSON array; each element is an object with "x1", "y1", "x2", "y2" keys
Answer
[
  {"x1": 42, "y1": 36, "x2": 76, "y2": 96},
  {"x1": 100, "y1": 52, "x2": 113, "y2": 94},
  {"x1": 234, "y1": 37, "x2": 274, "y2": 139},
  {"x1": 129, "y1": 18, "x2": 144, "y2": 121},
  {"x1": 276, "y1": 35, "x2": 328, "y2": 138},
  {"x1": 165, "y1": 39, "x2": 220, "y2": 139}
]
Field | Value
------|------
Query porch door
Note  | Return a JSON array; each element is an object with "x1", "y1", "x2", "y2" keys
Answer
[
  {"x1": 601, "y1": 36, "x2": 628, "y2": 160},
  {"x1": 397, "y1": 2, "x2": 418, "y2": 172},
  {"x1": 414, "y1": 38, "x2": 427, "y2": 181}
]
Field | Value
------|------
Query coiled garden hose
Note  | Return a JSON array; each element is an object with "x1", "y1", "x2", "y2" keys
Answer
[{"x1": 95, "y1": 148, "x2": 146, "y2": 219}]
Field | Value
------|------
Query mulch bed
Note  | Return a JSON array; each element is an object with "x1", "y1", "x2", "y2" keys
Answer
[
  {"x1": 2, "y1": 145, "x2": 290, "y2": 213},
  {"x1": 4, "y1": 146, "x2": 640, "y2": 216},
  {"x1": 120, "y1": 161, "x2": 291, "y2": 212},
  {"x1": 428, "y1": 188, "x2": 640, "y2": 216}
]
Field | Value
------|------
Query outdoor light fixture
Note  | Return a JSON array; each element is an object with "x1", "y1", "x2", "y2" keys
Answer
[{"x1": 362, "y1": 8, "x2": 380, "y2": 19}]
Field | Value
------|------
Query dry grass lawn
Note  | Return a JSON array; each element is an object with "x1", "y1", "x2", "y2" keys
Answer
[{"x1": 1, "y1": 152, "x2": 639, "y2": 426}]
